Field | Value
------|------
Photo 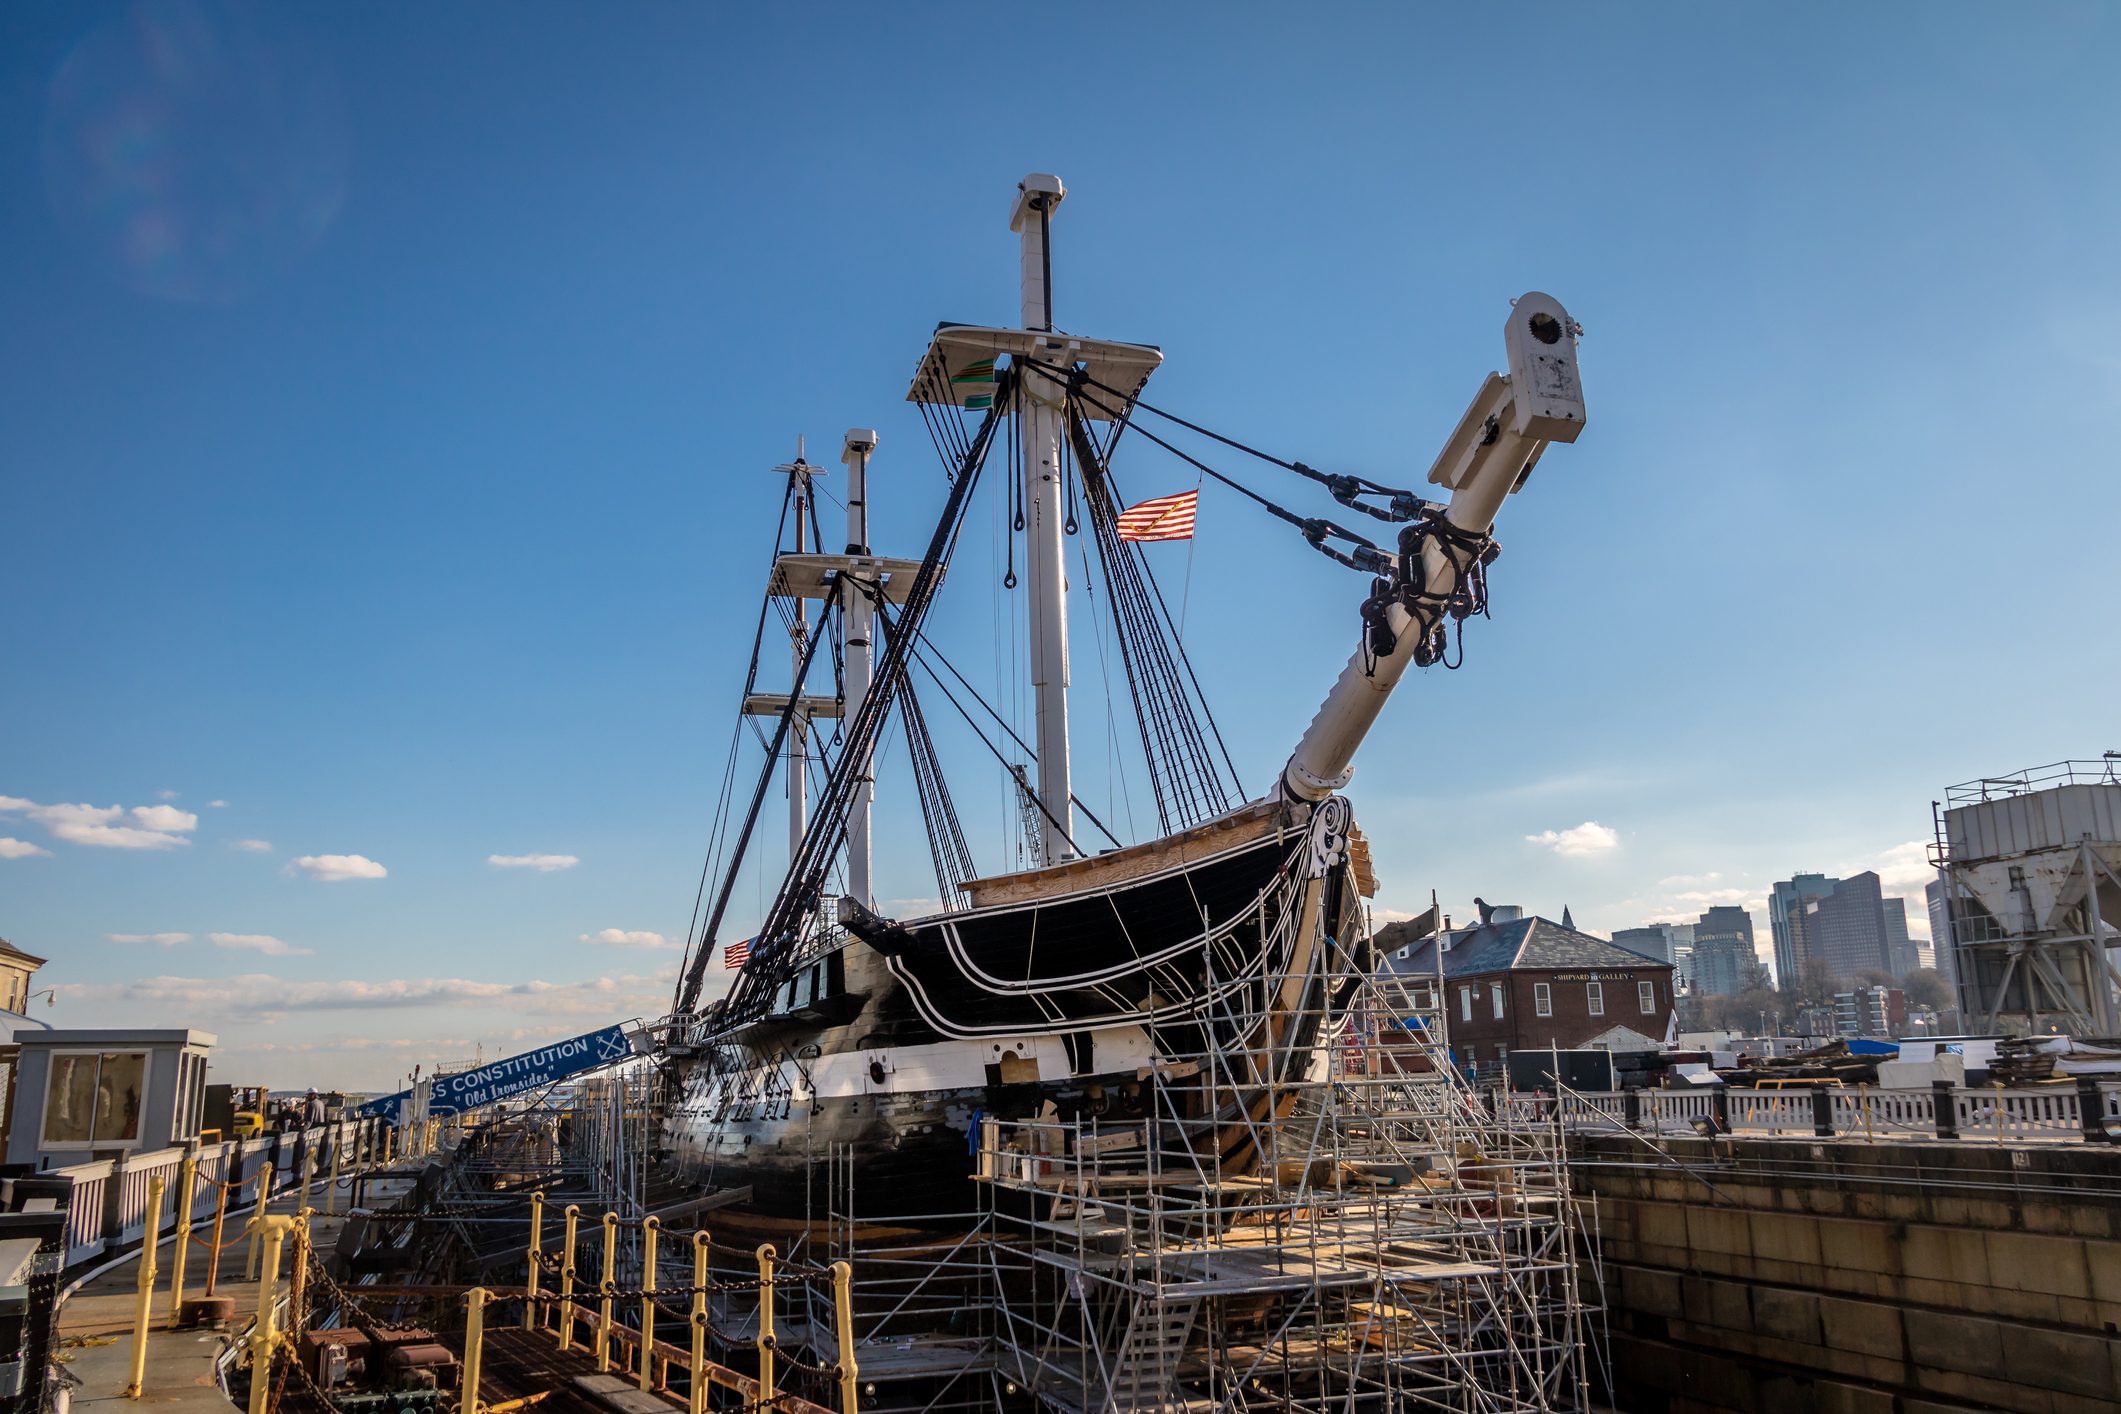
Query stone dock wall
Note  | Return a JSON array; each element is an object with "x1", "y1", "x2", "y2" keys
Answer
[{"x1": 1571, "y1": 1132, "x2": 2121, "y2": 1414}]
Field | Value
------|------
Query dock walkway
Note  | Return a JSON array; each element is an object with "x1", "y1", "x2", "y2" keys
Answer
[{"x1": 57, "y1": 1181, "x2": 360, "y2": 1414}]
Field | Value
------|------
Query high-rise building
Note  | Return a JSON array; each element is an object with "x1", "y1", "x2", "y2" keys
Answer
[
  {"x1": 1881, "y1": 897, "x2": 1920, "y2": 977},
  {"x1": 1769, "y1": 873, "x2": 1837, "y2": 988},
  {"x1": 1794, "y1": 871, "x2": 1893, "y2": 980},
  {"x1": 1692, "y1": 905, "x2": 1759, "y2": 997},
  {"x1": 1612, "y1": 925, "x2": 1673, "y2": 964}
]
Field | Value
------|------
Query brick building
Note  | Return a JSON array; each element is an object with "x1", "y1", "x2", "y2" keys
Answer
[{"x1": 1380, "y1": 908, "x2": 1677, "y2": 1078}]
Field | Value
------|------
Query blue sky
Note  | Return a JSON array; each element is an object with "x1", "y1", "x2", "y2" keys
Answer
[{"x1": 4, "y1": 3, "x2": 2117, "y2": 1087}]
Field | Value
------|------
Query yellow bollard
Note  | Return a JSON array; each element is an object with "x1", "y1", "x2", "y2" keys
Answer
[
  {"x1": 299, "y1": 1140, "x2": 316, "y2": 1210},
  {"x1": 596, "y1": 1213, "x2": 617, "y2": 1372},
  {"x1": 245, "y1": 1218, "x2": 297, "y2": 1414},
  {"x1": 832, "y1": 1259, "x2": 858, "y2": 1414},
  {"x1": 524, "y1": 1193, "x2": 544, "y2": 1331},
  {"x1": 244, "y1": 1165, "x2": 273, "y2": 1281},
  {"x1": 557, "y1": 1205, "x2": 580, "y2": 1352},
  {"x1": 463, "y1": 1288, "x2": 490, "y2": 1414},
  {"x1": 688, "y1": 1232, "x2": 708, "y2": 1414},
  {"x1": 166, "y1": 1155, "x2": 197, "y2": 1326},
  {"x1": 638, "y1": 1217, "x2": 659, "y2": 1391},
  {"x1": 124, "y1": 1175, "x2": 168, "y2": 1398},
  {"x1": 755, "y1": 1244, "x2": 776, "y2": 1410}
]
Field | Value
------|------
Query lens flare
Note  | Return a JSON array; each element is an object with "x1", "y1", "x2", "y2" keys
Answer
[{"x1": 40, "y1": 0, "x2": 350, "y2": 303}]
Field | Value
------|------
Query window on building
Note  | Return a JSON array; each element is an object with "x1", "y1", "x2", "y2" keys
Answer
[
  {"x1": 1534, "y1": 982, "x2": 1552, "y2": 1017},
  {"x1": 42, "y1": 1051, "x2": 148, "y2": 1147},
  {"x1": 1639, "y1": 981, "x2": 1656, "y2": 1014},
  {"x1": 1412, "y1": 980, "x2": 1436, "y2": 1010},
  {"x1": 1587, "y1": 981, "x2": 1604, "y2": 1017},
  {"x1": 1460, "y1": 986, "x2": 1473, "y2": 1023},
  {"x1": 1491, "y1": 984, "x2": 1505, "y2": 1020}
]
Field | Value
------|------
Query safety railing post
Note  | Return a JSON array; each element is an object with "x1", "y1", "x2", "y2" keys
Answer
[
  {"x1": 638, "y1": 1216, "x2": 659, "y2": 1391},
  {"x1": 524, "y1": 1192, "x2": 543, "y2": 1331},
  {"x1": 299, "y1": 1138, "x2": 316, "y2": 1211},
  {"x1": 1993, "y1": 1079, "x2": 2007, "y2": 1144},
  {"x1": 289, "y1": 1210, "x2": 313, "y2": 1340},
  {"x1": 246, "y1": 1218, "x2": 294, "y2": 1414},
  {"x1": 558, "y1": 1205, "x2": 580, "y2": 1352},
  {"x1": 244, "y1": 1165, "x2": 273, "y2": 1281},
  {"x1": 123, "y1": 1174, "x2": 167, "y2": 1398},
  {"x1": 832, "y1": 1259, "x2": 858, "y2": 1414},
  {"x1": 325, "y1": 1132, "x2": 341, "y2": 1219},
  {"x1": 596, "y1": 1212, "x2": 617, "y2": 1372},
  {"x1": 204, "y1": 1166, "x2": 230, "y2": 1299},
  {"x1": 166, "y1": 1153, "x2": 197, "y2": 1326},
  {"x1": 463, "y1": 1287, "x2": 490, "y2": 1414},
  {"x1": 688, "y1": 1232, "x2": 708, "y2": 1414},
  {"x1": 755, "y1": 1244, "x2": 776, "y2": 1409}
]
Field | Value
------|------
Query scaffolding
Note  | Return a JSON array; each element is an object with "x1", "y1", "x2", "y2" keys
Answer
[
  {"x1": 547, "y1": 921, "x2": 1601, "y2": 1412},
  {"x1": 971, "y1": 918, "x2": 1600, "y2": 1412}
]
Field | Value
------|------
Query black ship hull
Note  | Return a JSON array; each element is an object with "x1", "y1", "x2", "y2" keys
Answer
[{"x1": 661, "y1": 797, "x2": 1368, "y2": 1221}]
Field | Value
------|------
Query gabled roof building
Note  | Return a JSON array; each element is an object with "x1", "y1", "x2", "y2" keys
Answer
[{"x1": 1378, "y1": 907, "x2": 1677, "y2": 1078}]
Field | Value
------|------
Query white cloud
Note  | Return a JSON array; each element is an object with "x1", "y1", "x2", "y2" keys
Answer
[
  {"x1": 1525, "y1": 821, "x2": 1621, "y2": 857},
  {"x1": 231, "y1": 839, "x2": 274, "y2": 853},
  {"x1": 0, "y1": 795, "x2": 199, "y2": 850},
  {"x1": 130, "y1": 804, "x2": 198, "y2": 833},
  {"x1": 1861, "y1": 840, "x2": 1935, "y2": 894},
  {"x1": 56, "y1": 966, "x2": 677, "y2": 1021},
  {"x1": 578, "y1": 928, "x2": 674, "y2": 949},
  {"x1": 209, "y1": 932, "x2": 314, "y2": 957},
  {"x1": 287, "y1": 854, "x2": 386, "y2": 882},
  {"x1": 208, "y1": 800, "x2": 229, "y2": 808},
  {"x1": 108, "y1": 932, "x2": 192, "y2": 945},
  {"x1": 0, "y1": 838, "x2": 51, "y2": 859},
  {"x1": 490, "y1": 853, "x2": 580, "y2": 873},
  {"x1": 155, "y1": 789, "x2": 179, "y2": 801}
]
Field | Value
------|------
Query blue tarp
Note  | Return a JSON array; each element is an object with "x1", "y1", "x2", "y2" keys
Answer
[{"x1": 1846, "y1": 1037, "x2": 1899, "y2": 1056}]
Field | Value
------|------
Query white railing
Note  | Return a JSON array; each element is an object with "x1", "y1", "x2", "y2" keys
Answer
[
  {"x1": 37, "y1": 1118, "x2": 375, "y2": 1270},
  {"x1": 1508, "y1": 1083, "x2": 2120, "y2": 1144},
  {"x1": 1722, "y1": 1091, "x2": 1815, "y2": 1135}
]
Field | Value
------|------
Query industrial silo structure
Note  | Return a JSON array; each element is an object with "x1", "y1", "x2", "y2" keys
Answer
[{"x1": 1932, "y1": 757, "x2": 2121, "y2": 1036}]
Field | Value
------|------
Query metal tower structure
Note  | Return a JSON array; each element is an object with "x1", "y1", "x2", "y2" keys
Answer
[{"x1": 1932, "y1": 757, "x2": 2121, "y2": 1036}]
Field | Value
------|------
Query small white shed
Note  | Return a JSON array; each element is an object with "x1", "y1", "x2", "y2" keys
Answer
[{"x1": 5, "y1": 1028, "x2": 215, "y2": 1170}]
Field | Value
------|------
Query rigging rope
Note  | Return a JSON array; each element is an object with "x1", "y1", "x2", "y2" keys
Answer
[
  {"x1": 1027, "y1": 362, "x2": 1396, "y2": 578},
  {"x1": 707, "y1": 376, "x2": 1015, "y2": 1024}
]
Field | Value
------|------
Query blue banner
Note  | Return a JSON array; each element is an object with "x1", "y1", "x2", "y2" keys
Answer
[{"x1": 358, "y1": 1023, "x2": 639, "y2": 1118}]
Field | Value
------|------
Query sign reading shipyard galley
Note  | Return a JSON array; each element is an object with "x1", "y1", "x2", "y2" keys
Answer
[{"x1": 359, "y1": 1023, "x2": 643, "y2": 1120}]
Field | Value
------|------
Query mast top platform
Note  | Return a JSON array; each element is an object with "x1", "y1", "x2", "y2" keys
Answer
[
  {"x1": 907, "y1": 324, "x2": 1161, "y2": 419},
  {"x1": 767, "y1": 551, "x2": 933, "y2": 603}
]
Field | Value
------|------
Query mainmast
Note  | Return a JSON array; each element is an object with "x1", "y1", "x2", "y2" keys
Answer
[
  {"x1": 839, "y1": 428, "x2": 879, "y2": 908},
  {"x1": 1011, "y1": 174, "x2": 1074, "y2": 864},
  {"x1": 785, "y1": 448, "x2": 813, "y2": 860}
]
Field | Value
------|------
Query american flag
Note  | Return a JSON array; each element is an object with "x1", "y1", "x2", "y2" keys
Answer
[
  {"x1": 1115, "y1": 488, "x2": 1198, "y2": 542},
  {"x1": 723, "y1": 939, "x2": 751, "y2": 970}
]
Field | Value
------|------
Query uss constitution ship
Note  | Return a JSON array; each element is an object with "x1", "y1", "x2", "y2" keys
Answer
[{"x1": 656, "y1": 172, "x2": 1587, "y2": 1219}]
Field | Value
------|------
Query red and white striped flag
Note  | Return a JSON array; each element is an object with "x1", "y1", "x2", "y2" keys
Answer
[
  {"x1": 1115, "y1": 488, "x2": 1198, "y2": 542},
  {"x1": 724, "y1": 939, "x2": 751, "y2": 970}
]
